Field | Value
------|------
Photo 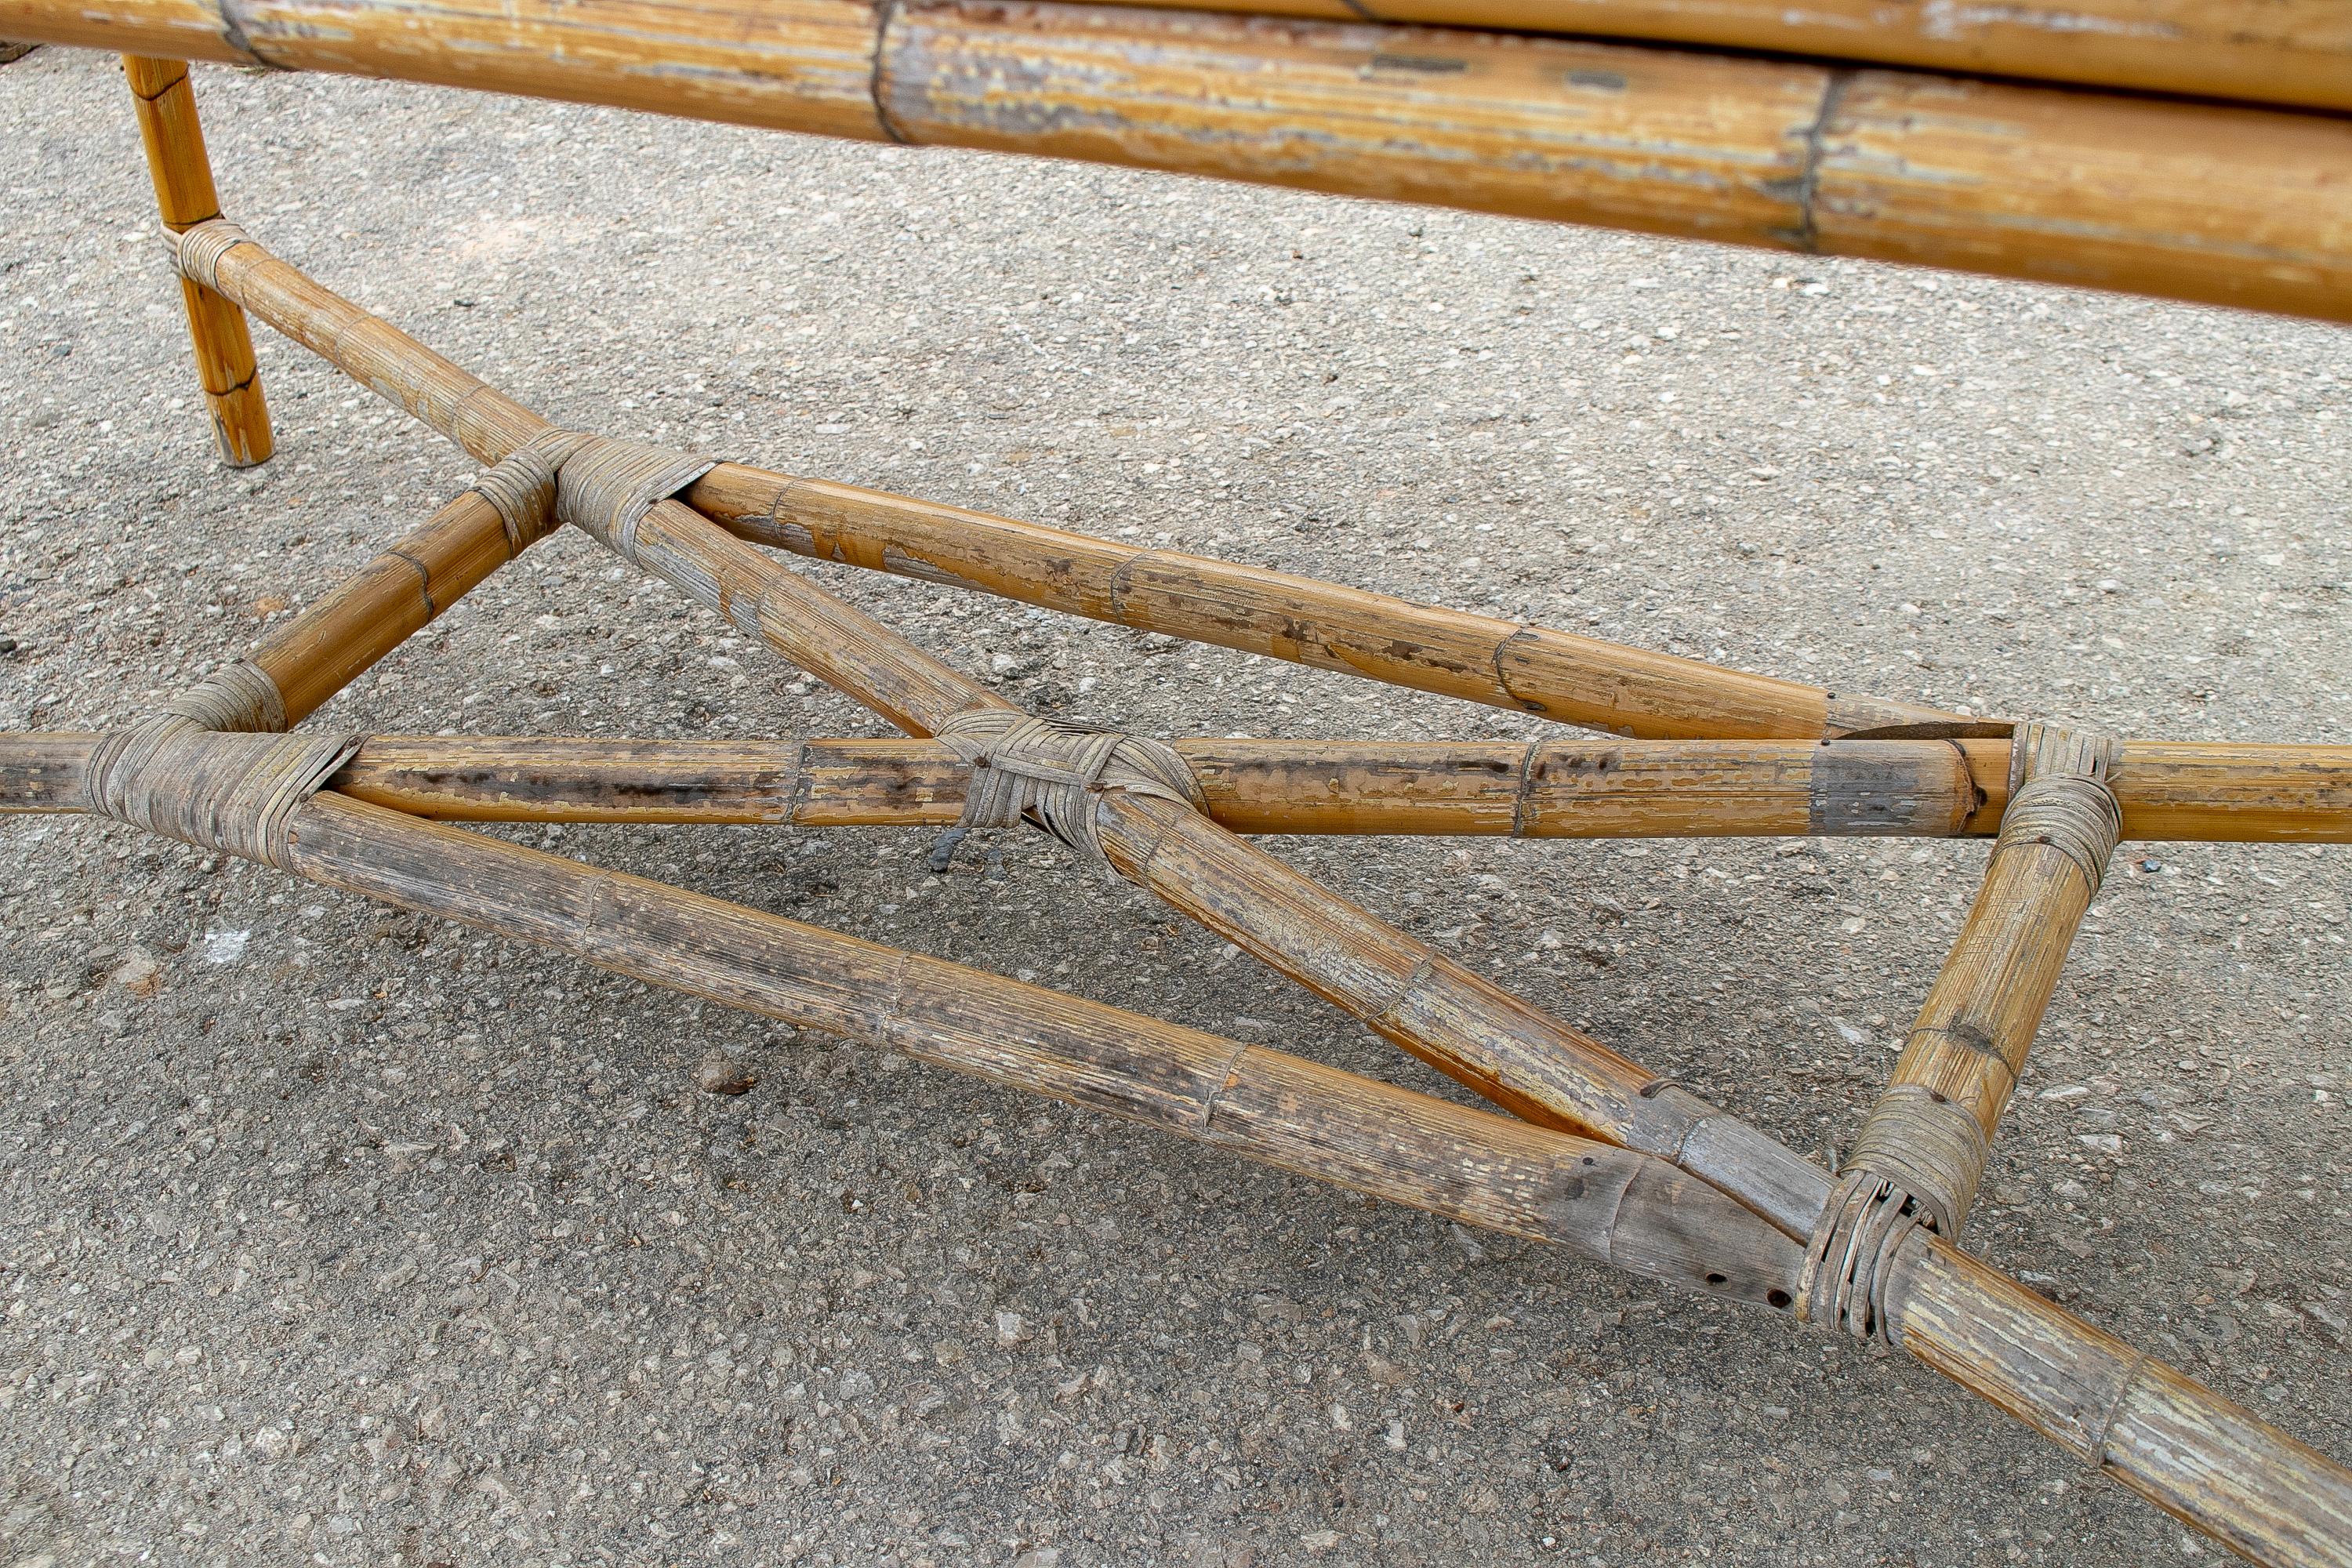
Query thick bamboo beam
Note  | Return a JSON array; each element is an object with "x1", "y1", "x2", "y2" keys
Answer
[
  {"x1": 120, "y1": 55, "x2": 270, "y2": 466},
  {"x1": 13, "y1": 1, "x2": 2351, "y2": 321},
  {"x1": 688, "y1": 467, "x2": 1954, "y2": 741},
  {"x1": 122, "y1": 234, "x2": 2352, "y2": 1558},
  {"x1": 286, "y1": 801, "x2": 2352, "y2": 1568},
  {"x1": 1094, "y1": 0, "x2": 2352, "y2": 114},
  {"x1": 10, "y1": 733, "x2": 2345, "y2": 844},
  {"x1": 287, "y1": 792, "x2": 1800, "y2": 1307},
  {"x1": 8, "y1": 731, "x2": 2347, "y2": 1563}
]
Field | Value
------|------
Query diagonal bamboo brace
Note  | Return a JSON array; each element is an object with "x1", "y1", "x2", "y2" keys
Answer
[
  {"x1": 1835, "y1": 723, "x2": 2122, "y2": 1243},
  {"x1": 19, "y1": 722, "x2": 2348, "y2": 1568}
]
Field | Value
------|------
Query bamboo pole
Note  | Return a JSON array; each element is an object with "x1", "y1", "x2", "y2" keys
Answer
[
  {"x1": 1089, "y1": 0, "x2": 2352, "y2": 114},
  {"x1": 119, "y1": 56, "x2": 270, "y2": 466},
  {"x1": 13, "y1": 0, "x2": 2352, "y2": 321},
  {"x1": 292, "y1": 793, "x2": 1802, "y2": 1306},
  {"x1": 18, "y1": 735, "x2": 2346, "y2": 1566},
  {"x1": 180, "y1": 222, "x2": 1827, "y2": 1221},
  {"x1": 688, "y1": 467, "x2": 1958, "y2": 742},
  {"x1": 1887, "y1": 1238, "x2": 2352, "y2": 1568},
  {"x1": 1845, "y1": 728, "x2": 2121, "y2": 1236},
  {"x1": 152, "y1": 224, "x2": 1965, "y2": 745},
  {"x1": 11, "y1": 733, "x2": 2345, "y2": 843}
]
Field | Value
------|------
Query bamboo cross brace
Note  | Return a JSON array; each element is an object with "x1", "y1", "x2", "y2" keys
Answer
[
  {"x1": 686, "y1": 466, "x2": 1961, "y2": 742},
  {"x1": 99, "y1": 217, "x2": 2352, "y2": 1559},
  {"x1": 172, "y1": 218, "x2": 1828, "y2": 1222}
]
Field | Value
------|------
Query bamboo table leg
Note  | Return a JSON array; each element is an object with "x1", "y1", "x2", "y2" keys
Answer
[{"x1": 121, "y1": 56, "x2": 271, "y2": 467}]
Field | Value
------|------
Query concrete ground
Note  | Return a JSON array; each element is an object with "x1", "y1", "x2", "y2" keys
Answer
[{"x1": 2, "y1": 44, "x2": 2347, "y2": 1568}]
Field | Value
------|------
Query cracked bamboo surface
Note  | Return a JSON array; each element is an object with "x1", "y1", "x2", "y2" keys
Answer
[
  {"x1": 179, "y1": 224, "x2": 1827, "y2": 1223},
  {"x1": 1091, "y1": 0, "x2": 2352, "y2": 113},
  {"x1": 13, "y1": 0, "x2": 2350, "y2": 319},
  {"x1": 688, "y1": 466, "x2": 1954, "y2": 740},
  {"x1": 120, "y1": 55, "x2": 270, "y2": 466}
]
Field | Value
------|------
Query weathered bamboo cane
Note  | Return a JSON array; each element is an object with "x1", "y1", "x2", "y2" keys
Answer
[
  {"x1": 297, "y1": 793, "x2": 1808, "y2": 1304},
  {"x1": 11, "y1": 733, "x2": 2347, "y2": 844},
  {"x1": 245, "y1": 489, "x2": 532, "y2": 726},
  {"x1": 172, "y1": 222, "x2": 1833, "y2": 1228},
  {"x1": 1843, "y1": 726, "x2": 2121, "y2": 1236},
  {"x1": 1091, "y1": 0, "x2": 2352, "y2": 113},
  {"x1": 687, "y1": 467, "x2": 1956, "y2": 741},
  {"x1": 119, "y1": 56, "x2": 270, "y2": 466},
  {"x1": 13, "y1": 0, "x2": 2352, "y2": 320},
  {"x1": 154, "y1": 221, "x2": 1952, "y2": 743},
  {"x1": 274, "y1": 798, "x2": 2352, "y2": 1568}
]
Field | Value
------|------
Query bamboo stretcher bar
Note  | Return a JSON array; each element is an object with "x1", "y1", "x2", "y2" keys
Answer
[
  {"x1": 11, "y1": 733, "x2": 2318, "y2": 846},
  {"x1": 12, "y1": 731, "x2": 2350, "y2": 840},
  {"x1": 1092, "y1": 0, "x2": 2352, "y2": 114},
  {"x1": 1845, "y1": 728, "x2": 2122, "y2": 1237},
  {"x1": 15, "y1": 0, "x2": 2352, "y2": 321},
  {"x1": 688, "y1": 467, "x2": 1957, "y2": 742},
  {"x1": 282, "y1": 799, "x2": 2352, "y2": 1568},
  {"x1": 120, "y1": 55, "x2": 270, "y2": 466},
  {"x1": 245, "y1": 489, "x2": 531, "y2": 726},
  {"x1": 286, "y1": 793, "x2": 1802, "y2": 1307},
  {"x1": 167, "y1": 219, "x2": 1952, "y2": 744}
]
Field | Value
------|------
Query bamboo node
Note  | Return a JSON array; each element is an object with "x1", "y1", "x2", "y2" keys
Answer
[
  {"x1": 167, "y1": 216, "x2": 255, "y2": 290},
  {"x1": 1796, "y1": 1170, "x2": 1929, "y2": 1345},
  {"x1": 934, "y1": 710, "x2": 1205, "y2": 870}
]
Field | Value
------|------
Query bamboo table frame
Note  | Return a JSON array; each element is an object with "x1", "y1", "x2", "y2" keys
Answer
[{"x1": 1, "y1": 19, "x2": 2348, "y2": 1566}]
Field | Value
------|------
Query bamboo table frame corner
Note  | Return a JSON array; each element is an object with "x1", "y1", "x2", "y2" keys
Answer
[{"x1": 0, "y1": 27, "x2": 2348, "y2": 1568}]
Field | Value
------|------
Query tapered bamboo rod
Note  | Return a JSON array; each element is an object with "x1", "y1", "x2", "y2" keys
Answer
[
  {"x1": 169, "y1": 224, "x2": 1960, "y2": 744},
  {"x1": 15, "y1": 0, "x2": 2352, "y2": 321},
  {"x1": 688, "y1": 467, "x2": 1957, "y2": 741},
  {"x1": 286, "y1": 800, "x2": 2352, "y2": 1568},
  {"x1": 119, "y1": 56, "x2": 270, "y2": 466},
  {"x1": 1092, "y1": 0, "x2": 2352, "y2": 114},
  {"x1": 288, "y1": 792, "x2": 1802, "y2": 1306},
  {"x1": 1886, "y1": 1236, "x2": 2352, "y2": 1568},
  {"x1": 13, "y1": 733, "x2": 2344, "y2": 843},
  {"x1": 8, "y1": 728, "x2": 2346, "y2": 1562}
]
